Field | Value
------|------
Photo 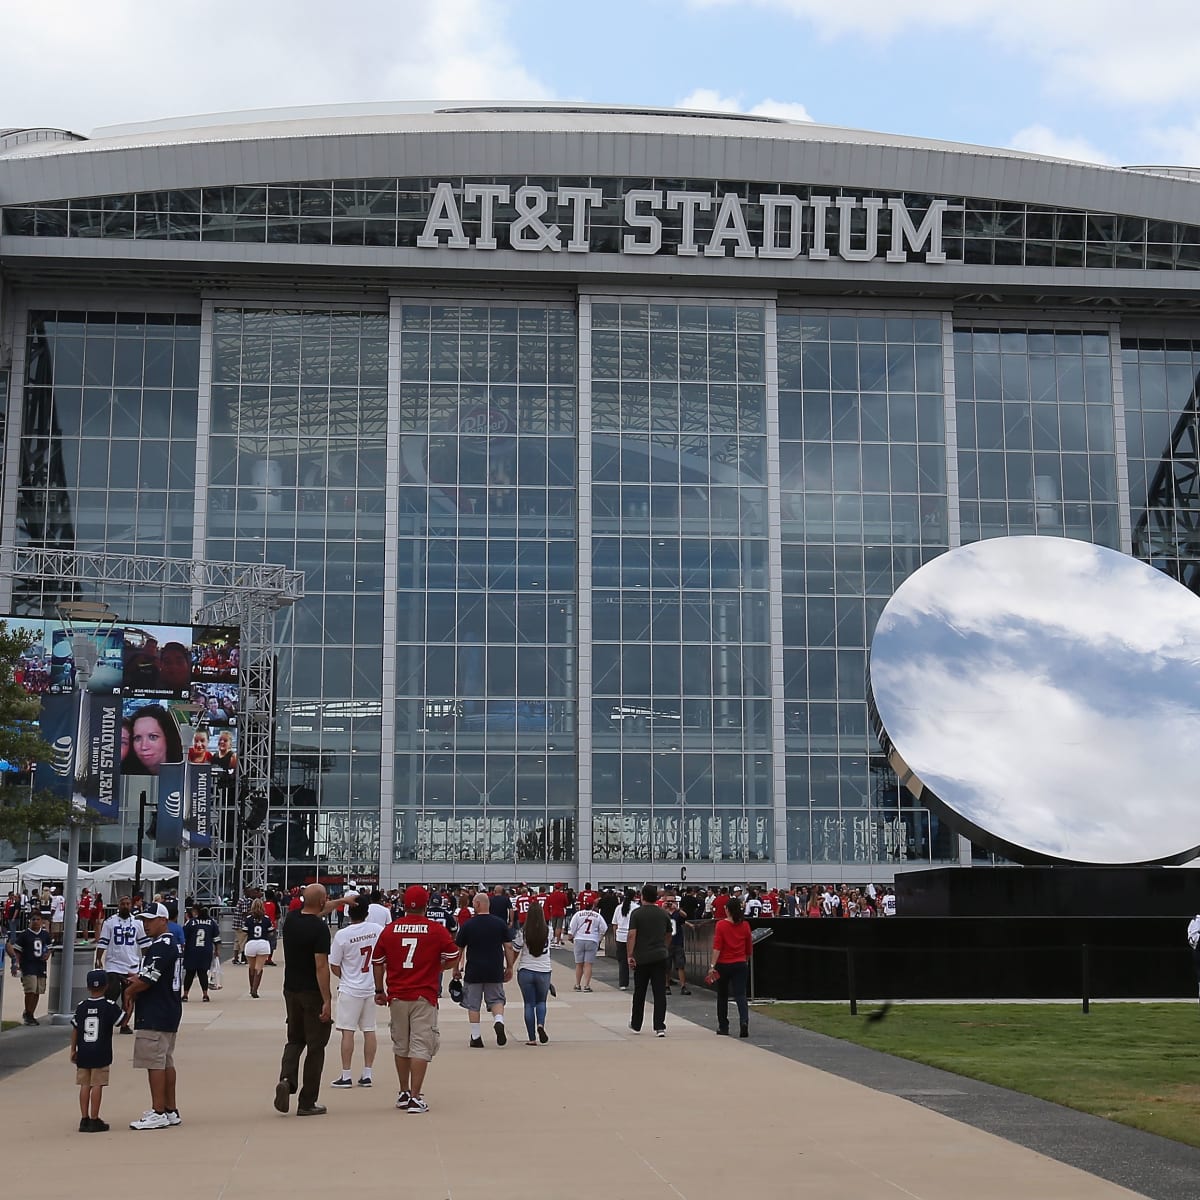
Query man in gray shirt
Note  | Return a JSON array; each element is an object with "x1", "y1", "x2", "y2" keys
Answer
[{"x1": 625, "y1": 884, "x2": 673, "y2": 1037}]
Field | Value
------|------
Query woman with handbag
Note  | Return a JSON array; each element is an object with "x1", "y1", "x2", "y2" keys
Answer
[{"x1": 708, "y1": 896, "x2": 753, "y2": 1038}]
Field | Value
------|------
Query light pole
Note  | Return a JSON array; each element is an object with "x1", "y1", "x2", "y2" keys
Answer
[{"x1": 51, "y1": 601, "x2": 119, "y2": 1024}]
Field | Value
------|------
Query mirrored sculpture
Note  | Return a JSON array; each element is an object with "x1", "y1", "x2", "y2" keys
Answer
[{"x1": 868, "y1": 536, "x2": 1200, "y2": 865}]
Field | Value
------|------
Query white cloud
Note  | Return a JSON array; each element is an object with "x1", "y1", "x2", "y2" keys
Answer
[
  {"x1": 1007, "y1": 125, "x2": 1115, "y2": 166},
  {"x1": 0, "y1": 0, "x2": 549, "y2": 134},
  {"x1": 688, "y1": 1, "x2": 1200, "y2": 108},
  {"x1": 1141, "y1": 121, "x2": 1200, "y2": 167},
  {"x1": 677, "y1": 88, "x2": 812, "y2": 122}
]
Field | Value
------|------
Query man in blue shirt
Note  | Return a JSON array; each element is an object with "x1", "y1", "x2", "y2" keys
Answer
[{"x1": 123, "y1": 903, "x2": 183, "y2": 1130}]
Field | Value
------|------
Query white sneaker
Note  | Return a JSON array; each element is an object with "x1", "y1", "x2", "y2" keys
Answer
[
  {"x1": 165, "y1": 1110, "x2": 182, "y2": 1126},
  {"x1": 130, "y1": 1111, "x2": 170, "y2": 1130}
]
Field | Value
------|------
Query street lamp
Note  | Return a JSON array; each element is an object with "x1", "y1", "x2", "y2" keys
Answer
[{"x1": 51, "y1": 601, "x2": 119, "y2": 1024}]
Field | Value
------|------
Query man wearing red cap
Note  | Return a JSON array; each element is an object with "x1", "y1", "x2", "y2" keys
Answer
[{"x1": 372, "y1": 885, "x2": 461, "y2": 1114}]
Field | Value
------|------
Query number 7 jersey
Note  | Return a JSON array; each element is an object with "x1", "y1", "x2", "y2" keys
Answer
[
  {"x1": 371, "y1": 917, "x2": 459, "y2": 1005},
  {"x1": 330, "y1": 921, "x2": 384, "y2": 997}
]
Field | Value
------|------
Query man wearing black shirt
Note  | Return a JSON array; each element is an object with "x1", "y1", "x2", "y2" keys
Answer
[
  {"x1": 6, "y1": 911, "x2": 52, "y2": 1025},
  {"x1": 274, "y1": 883, "x2": 336, "y2": 1117},
  {"x1": 453, "y1": 892, "x2": 516, "y2": 1047},
  {"x1": 124, "y1": 903, "x2": 183, "y2": 1130},
  {"x1": 488, "y1": 884, "x2": 513, "y2": 927}
]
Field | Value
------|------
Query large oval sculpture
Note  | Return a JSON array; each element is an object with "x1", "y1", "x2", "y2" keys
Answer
[{"x1": 867, "y1": 536, "x2": 1200, "y2": 865}]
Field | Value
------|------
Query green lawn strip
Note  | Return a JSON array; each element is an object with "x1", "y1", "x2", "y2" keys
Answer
[{"x1": 760, "y1": 1002, "x2": 1200, "y2": 1149}]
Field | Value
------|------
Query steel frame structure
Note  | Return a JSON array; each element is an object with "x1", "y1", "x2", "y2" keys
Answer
[{"x1": 0, "y1": 545, "x2": 303, "y2": 902}]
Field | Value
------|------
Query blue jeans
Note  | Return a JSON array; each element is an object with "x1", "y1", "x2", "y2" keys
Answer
[{"x1": 517, "y1": 968, "x2": 551, "y2": 1040}]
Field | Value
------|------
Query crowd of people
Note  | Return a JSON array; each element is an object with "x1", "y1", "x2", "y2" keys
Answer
[{"x1": 2, "y1": 875, "x2": 897, "y2": 1132}]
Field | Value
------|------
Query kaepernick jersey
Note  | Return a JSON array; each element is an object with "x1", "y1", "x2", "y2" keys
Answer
[
  {"x1": 514, "y1": 894, "x2": 533, "y2": 924},
  {"x1": 577, "y1": 889, "x2": 600, "y2": 910},
  {"x1": 372, "y1": 917, "x2": 459, "y2": 1005}
]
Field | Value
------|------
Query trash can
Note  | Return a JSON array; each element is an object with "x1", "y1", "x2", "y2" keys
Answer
[{"x1": 49, "y1": 942, "x2": 97, "y2": 1012}]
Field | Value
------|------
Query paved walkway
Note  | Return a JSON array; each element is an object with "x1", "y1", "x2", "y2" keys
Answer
[{"x1": 1, "y1": 943, "x2": 1175, "y2": 1200}]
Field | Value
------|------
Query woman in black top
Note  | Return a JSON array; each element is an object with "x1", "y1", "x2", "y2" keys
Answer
[{"x1": 243, "y1": 899, "x2": 273, "y2": 998}]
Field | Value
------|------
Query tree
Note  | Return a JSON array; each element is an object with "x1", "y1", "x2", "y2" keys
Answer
[{"x1": 0, "y1": 620, "x2": 77, "y2": 844}]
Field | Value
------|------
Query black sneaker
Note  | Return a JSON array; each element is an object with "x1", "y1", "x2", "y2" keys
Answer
[
  {"x1": 23, "y1": 1014, "x2": 39, "y2": 1026},
  {"x1": 91, "y1": 1118, "x2": 110, "y2": 1132},
  {"x1": 494, "y1": 1020, "x2": 507, "y2": 1046},
  {"x1": 330, "y1": 1076, "x2": 353, "y2": 1089},
  {"x1": 470, "y1": 1036, "x2": 484, "y2": 1048},
  {"x1": 739, "y1": 1024, "x2": 749, "y2": 1038},
  {"x1": 78, "y1": 1117, "x2": 91, "y2": 1133},
  {"x1": 274, "y1": 1080, "x2": 292, "y2": 1114},
  {"x1": 395, "y1": 1090, "x2": 411, "y2": 1109}
]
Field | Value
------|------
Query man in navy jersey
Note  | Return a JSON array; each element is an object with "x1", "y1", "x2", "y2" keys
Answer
[
  {"x1": 123, "y1": 903, "x2": 183, "y2": 1130},
  {"x1": 7, "y1": 910, "x2": 52, "y2": 1025},
  {"x1": 71, "y1": 969, "x2": 126, "y2": 1131}
]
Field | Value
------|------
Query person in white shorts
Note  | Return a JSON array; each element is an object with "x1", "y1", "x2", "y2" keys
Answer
[
  {"x1": 328, "y1": 897, "x2": 380, "y2": 1088},
  {"x1": 565, "y1": 900, "x2": 607, "y2": 992}
]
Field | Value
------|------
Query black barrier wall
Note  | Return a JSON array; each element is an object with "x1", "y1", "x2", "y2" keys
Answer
[{"x1": 683, "y1": 918, "x2": 1198, "y2": 1002}]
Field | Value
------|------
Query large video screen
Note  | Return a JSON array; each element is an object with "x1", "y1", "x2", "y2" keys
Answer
[{"x1": 8, "y1": 617, "x2": 240, "y2": 844}]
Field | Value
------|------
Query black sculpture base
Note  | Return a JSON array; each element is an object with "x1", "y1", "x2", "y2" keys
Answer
[{"x1": 895, "y1": 865, "x2": 1200, "y2": 918}]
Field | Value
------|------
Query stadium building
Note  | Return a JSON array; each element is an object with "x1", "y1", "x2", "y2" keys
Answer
[{"x1": 1, "y1": 104, "x2": 1197, "y2": 890}]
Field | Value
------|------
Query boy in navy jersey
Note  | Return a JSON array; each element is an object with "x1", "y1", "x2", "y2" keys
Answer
[{"x1": 71, "y1": 969, "x2": 126, "y2": 1132}]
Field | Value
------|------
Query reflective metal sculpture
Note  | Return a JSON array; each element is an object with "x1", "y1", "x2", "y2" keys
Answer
[{"x1": 867, "y1": 536, "x2": 1200, "y2": 865}]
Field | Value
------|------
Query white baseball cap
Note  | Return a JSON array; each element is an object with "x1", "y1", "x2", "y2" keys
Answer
[{"x1": 134, "y1": 902, "x2": 170, "y2": 921}]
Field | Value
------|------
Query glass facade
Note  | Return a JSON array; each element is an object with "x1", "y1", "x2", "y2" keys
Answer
[
  {"x1": 9, "y1": 176, "x2": 1200, "y2": 270},
  {"x1": 954, "y1": 328, "x2": 1120, "y2": 547},
  {"x1": 588, "y1": 299, "x2": 772, "y2": 864},
  {"x1": 778, "y1": 312, "x2": 953, "y2": 866},
  {"x1": 1124, "y1": 338, "x2": 1200, "y2": 592},
  {"x1": 16, "y1": 311, "x2": 200, "y2": 619},
  {"x1": 12, "y1": 291, "x2": 1200, "y2": 885},
  {"x1": 208, "y1": 307, "x2": 389, "y2": 879},
  {"x1": 393, "y1": 301, "x2": 578, "y2": 865}
]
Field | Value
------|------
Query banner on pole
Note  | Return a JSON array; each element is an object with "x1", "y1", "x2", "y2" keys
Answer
[
  {"x1": 184, "y1": 761, "x2": 213, "y2": 849},
  {"x1": 156, "y1": 762, "x2": 185, "y2": 850}
]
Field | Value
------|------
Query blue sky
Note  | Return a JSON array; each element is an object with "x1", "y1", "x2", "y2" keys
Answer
[{"x1": 3, "y1": 0, "x2": 1199, "y2": 167}]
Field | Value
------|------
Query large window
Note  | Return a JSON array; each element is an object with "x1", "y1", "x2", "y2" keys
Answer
[
  {"x1": 778, "y1": 311, "x2": 952, "y2": 865},
  {"x1": 954, "y1": 328, "x2": 1119, "y2": 548},
  {"x1": 17, "y1": 311, "x2": 200, "y2": 619},
  {"x1": 1123, "y1": 338, "x2": 1200, "y2": 593},
  {"x1": 209, "y1": 307, "x2": 389, "y2": 878},
  {"x1": 392, "y1": 301, "x2": 578, "y2": 864},
  {"x1": 589, "y1": 299, "x2": 772, "y2": 863}
]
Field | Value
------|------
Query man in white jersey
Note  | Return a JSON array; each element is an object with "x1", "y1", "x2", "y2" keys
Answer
[
  {"x1": 327, "y1": 897, "x2": 380, "y2": 1088},
  {"x1": 95, "y1": 894, "x2": 148, "y2": 1031}
]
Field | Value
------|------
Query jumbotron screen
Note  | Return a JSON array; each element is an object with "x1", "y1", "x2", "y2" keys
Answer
[{"x1": 8, "y1": 617, "x2": 239, "y2": 840}]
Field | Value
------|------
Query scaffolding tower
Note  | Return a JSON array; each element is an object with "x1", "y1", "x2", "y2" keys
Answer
[{"x1": 0, "y1": 545, "x2": 304, "y2": 901}]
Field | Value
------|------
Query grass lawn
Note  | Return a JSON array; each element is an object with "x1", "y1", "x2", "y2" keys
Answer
[{"x1": 760, "y1": 1002, "x2": 1200, "y2": 1148}]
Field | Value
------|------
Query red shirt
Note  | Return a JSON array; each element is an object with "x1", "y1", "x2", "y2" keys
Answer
[
  {"x1": 577, "y1": 890, "x2": 599, "y2": 911},
  {"x1": 456, "y1": 906, "x2": 472, "y2": 927},
  {"x1": 712, "y1": 894, "x2": 729, "y2": 920},
  {"x1": 532, "y1": 893, "x2": 550, "y2": 911},
  {"x1": 713, "y1": 919, "x2": 754, "y2": 965},
  {"x1": 372, "y1": 916, "x2": 459, "y2": 1005},
  {"x1": 547, "y1": 889, "x2": 568, "y2": 918},
  {"x1": 514, "y1": 894, "x2": 533, "y2": 925}
]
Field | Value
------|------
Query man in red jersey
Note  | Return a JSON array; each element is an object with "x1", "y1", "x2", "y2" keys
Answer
[
  {"x1": 371, "y1": 886, "x2": 461, "y2": 1115},
  {"x1": 576, "y1": 882, "x2": 600, "y2": 912},
  {"x1": 513, "y1": 887, "x2": 533, "y2": 927},
  {"x1": 547, "y1": 884, "x2": 568, "y2": 946},
  {"x1": 712, "y1": 888, "x2": 730, "y2": 921}
]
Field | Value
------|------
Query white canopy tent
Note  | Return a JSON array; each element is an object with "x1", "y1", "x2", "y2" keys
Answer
[
  {"x1": 12, "y1": 854, "x2": 93, "y2": 884},
  {"x1": 89, "y1": 856, "x2": 178, "y2": 890},
  {"x1": 0, "y1": 866, "x2": 18, "y2": 886}
]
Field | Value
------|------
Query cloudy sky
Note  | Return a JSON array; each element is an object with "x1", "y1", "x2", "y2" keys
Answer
[{"x1": 4, "y1": 0, "x2": 1200, "y2": 166}]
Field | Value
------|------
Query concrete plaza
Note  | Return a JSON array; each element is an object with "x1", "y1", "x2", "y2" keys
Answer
[{"x1": 0, "y1": 944, "x2": 1163, "y2": 1200}]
